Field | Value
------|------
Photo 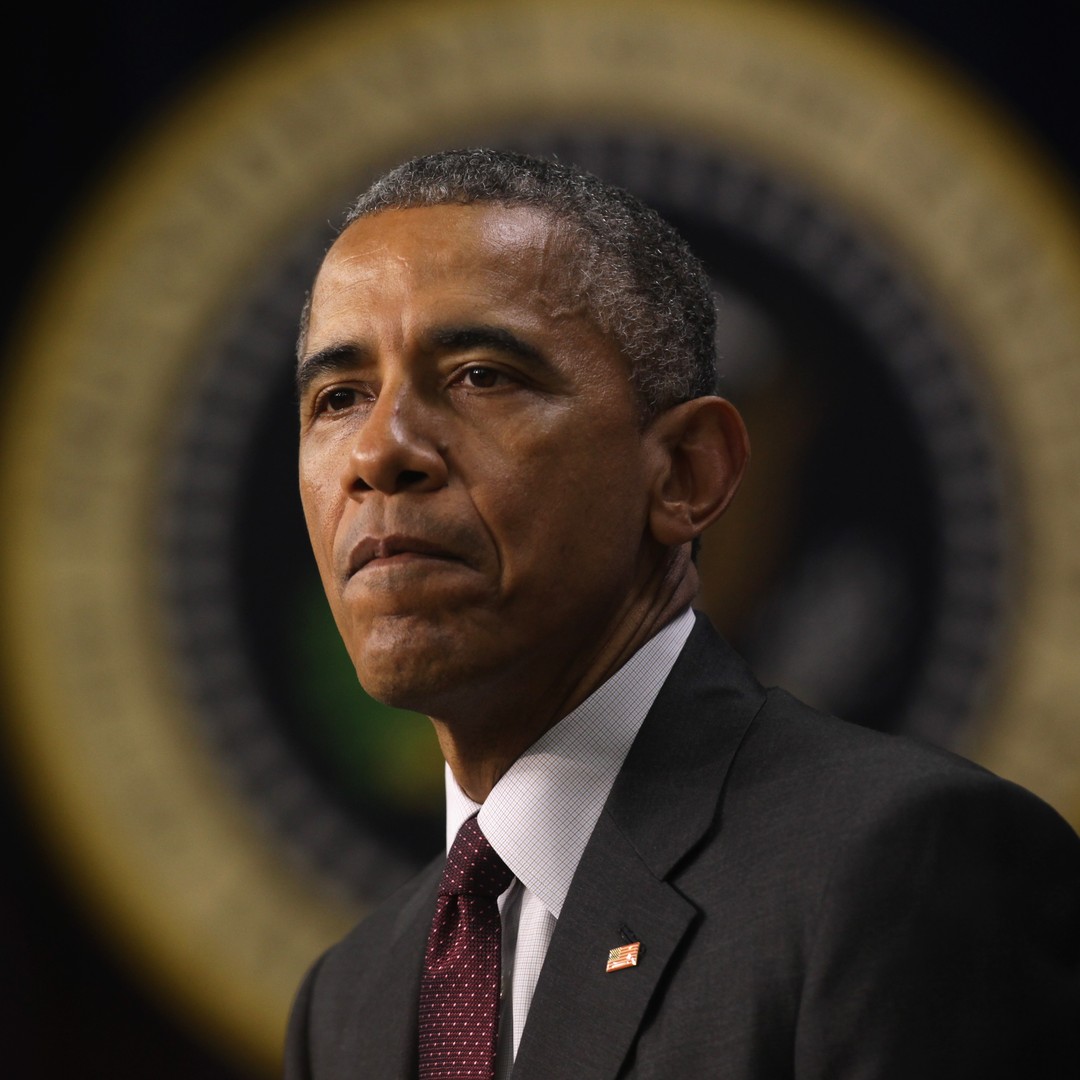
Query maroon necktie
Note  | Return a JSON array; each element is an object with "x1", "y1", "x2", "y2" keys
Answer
[{"x1": 418, "y1": 814, "x2": 513, "y2": 1080}]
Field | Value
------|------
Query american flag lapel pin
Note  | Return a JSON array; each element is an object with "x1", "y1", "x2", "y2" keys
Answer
[{"x1": 605, "y1": 942, "x2": 641, "y2": 973}]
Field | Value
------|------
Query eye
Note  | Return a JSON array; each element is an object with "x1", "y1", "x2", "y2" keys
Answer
[
  {"x1": 317, "y1": 387, "x2": 359, "y2": 412},
  {"x1": 459, "y1": 366, "x2": 508, "y2": 389},
  {"x1": 304, "y1": 384, "x2": 363, "y2": 421}
]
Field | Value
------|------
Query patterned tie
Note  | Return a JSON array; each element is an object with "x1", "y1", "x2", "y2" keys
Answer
[{"x1": 418, "y1": 814, "x2": 513, "y2": 1080}]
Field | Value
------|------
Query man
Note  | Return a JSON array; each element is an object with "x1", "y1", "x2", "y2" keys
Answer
[{"x1": 285, "y1": 148, "x2": 1079, "y2": 1079}]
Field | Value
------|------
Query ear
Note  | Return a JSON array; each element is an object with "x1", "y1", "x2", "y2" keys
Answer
[{"x1": 646, "y1": 396, "x2": 750, "y2": 546}]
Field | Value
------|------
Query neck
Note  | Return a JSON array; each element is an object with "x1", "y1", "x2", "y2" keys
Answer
[{"x1": 432, "y1": 549, "x2": 698, "y2": 801}]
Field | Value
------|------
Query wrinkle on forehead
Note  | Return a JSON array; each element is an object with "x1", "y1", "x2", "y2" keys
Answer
[
  {"x1": 532, "y1": 228, "x2": 592, "y2": 321},
  {"x1": 320, "y1": 240, "x2": 411, "y2": 284},
  {"x1": 480, "y1": 212, "x2": 595, "y2": 325}
]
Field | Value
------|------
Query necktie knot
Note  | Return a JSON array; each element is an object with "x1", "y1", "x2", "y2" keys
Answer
[{"x1": 439, "y1": 814, "x2": 512, "y2": 898}]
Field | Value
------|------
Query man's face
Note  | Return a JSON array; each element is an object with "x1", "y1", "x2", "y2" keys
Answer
[{"x1": 297, "y1": 203, "x2": 665, "y2": 720}]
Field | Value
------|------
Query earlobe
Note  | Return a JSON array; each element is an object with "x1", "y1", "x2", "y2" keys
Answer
[{"x1": 647, "y1": 397, "x2": 750, "y2": 546}]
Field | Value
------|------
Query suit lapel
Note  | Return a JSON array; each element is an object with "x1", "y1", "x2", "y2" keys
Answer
[
  {"x1": 509, "y1": 812, "x2": 696, "y2": 1080},
  {"x1": 511, "y1": 615, "x2": 766, "y2": 1079}
]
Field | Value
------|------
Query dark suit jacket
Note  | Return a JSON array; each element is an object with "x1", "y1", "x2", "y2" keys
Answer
[{"x1": 284, "y1": 615, "x2": 1080, "y2": 1078}]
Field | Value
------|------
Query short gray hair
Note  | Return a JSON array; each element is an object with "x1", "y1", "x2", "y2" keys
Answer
[{"x1": 303, "y1": 148, "x2": 718, "y2": 419}]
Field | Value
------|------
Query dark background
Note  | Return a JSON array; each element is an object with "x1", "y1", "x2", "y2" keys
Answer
[{"x1": 4, "y1": 1, "x2": 1078, "y2": 1076}]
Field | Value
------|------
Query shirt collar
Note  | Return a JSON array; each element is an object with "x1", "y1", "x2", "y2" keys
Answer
[{"x1": 444, "y1": 607, "x2": 695, "y2": 918}]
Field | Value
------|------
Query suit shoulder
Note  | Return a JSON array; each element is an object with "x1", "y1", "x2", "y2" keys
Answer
[
  {"x1": 731, "y1": 685, "x2": 1079, "y2": 851},
  {"x1": 697, "y1": 687, "x2": 1080, "y2": 987}
]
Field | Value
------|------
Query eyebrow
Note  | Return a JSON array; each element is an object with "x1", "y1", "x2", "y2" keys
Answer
[
  {"x1": 427, "y1": 324, "x2": 547, "y2": 369},
  {"x1": 295, "y1": 324, "x2": 549, "y2": 400},
  {"x1": 295, "y1": 343, "x2": 367, "y2": 401}
]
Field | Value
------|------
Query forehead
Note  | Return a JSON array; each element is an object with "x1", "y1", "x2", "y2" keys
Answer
[{"x1": 309, "y1": 202, "x2": 578, "y2": 321}]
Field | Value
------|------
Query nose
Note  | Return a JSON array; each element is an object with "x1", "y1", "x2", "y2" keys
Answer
[{"x1": 341, "y1": 383, "x2": 448, "y2": 496}]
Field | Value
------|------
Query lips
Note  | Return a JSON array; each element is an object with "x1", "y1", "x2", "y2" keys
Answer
[{"x1": 346, "y1": 534, "x2": 462, "y2": 578}]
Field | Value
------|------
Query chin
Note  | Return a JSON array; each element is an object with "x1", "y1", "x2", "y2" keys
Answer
[
  {"x1": 348, "y1": 626, "x2": 475, "y2": 716},
  {"x1": 355, "y1": 664, "x2": 474, "y2": 720}
]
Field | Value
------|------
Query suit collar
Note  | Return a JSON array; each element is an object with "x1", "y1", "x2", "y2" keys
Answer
[
  {"x1": 510, "y1": 613, "x2": 766, "y2": 1079},
  {"x1": 605, "y1": 611, "x2": 767, "y2": 878},
  {"x1": 444, "y1": 609, "x2": 696, "y2": 920}
]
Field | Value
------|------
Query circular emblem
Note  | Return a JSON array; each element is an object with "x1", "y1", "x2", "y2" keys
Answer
[{"x1": 4, "y1": 0, "x2": 1079, "y2": 1071}]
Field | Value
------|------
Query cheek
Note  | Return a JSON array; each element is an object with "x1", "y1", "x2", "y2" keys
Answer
[
  {"x1": 299, "y1": 460, "x2": 344, "y2": 561},
  {"x1": 482, "y1": 429, "x2": 648, "y2": 575}
]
